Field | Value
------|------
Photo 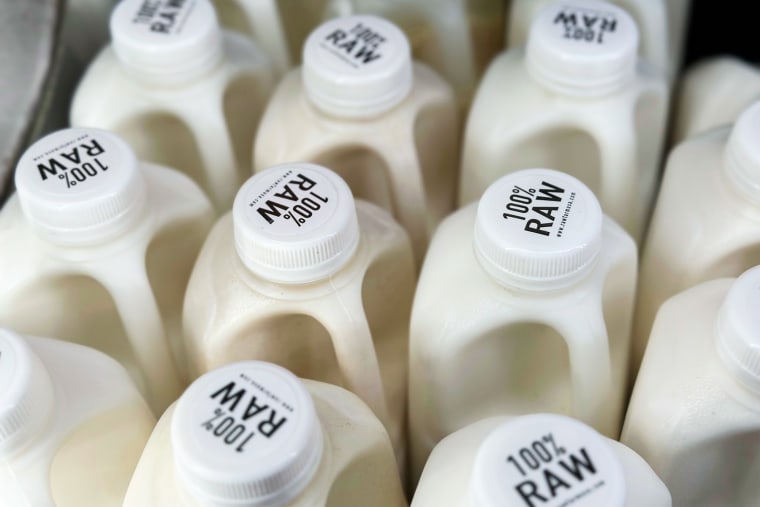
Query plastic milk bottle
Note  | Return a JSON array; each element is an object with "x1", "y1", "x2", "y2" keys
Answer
[
  {"x1": 506, "y1": 0, "x2": 686, "y2": 83},
  {"x1": 253, "y1": 14, "x2": 459, "y2": 265},
  {"x1": 182, "y1": 162, "x2": 415, "y2": 472},
  {"x1": 124, "y1": 361, "x2": 408, "y2": 507},
  {"x1": 633, "y1": 101, "x2": 760, "y2": 371},
  {"x1": 0, "y1": 127, "x2": 214, "y2": 414},
  {"x1": 412, "y1": 414, "x2": 671, "y2": 506},
  {"x1": 623, "y1": 266, "x2": 760, "y2": 506},
  {"x1": 409, "y1": 168, "x2": 637, "y2": 482},
  {"x1": 70, "y1": 0, "x2": 276, "y2": 213},
  {"x1": 0, "y1": 328, "x2": 156, "y2": 507},
  {"x1": 672, "y1": 56, "x2": 760, "y2": 144},
  {"x1": 215, "y1": 0, "x2": 505, "y2": 107},
  {"x1": 461, "y1": 0, "x2": 668, "y2": 243}
]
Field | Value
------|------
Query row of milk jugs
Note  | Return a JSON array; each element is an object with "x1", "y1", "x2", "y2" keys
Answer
[
  {"x1": 7, "y1": 111, "x2": 760, "y2": 506},
  {"x1": 67, "y1": 0, "x2": 683, "y2": 253},
  {"x1": 3, "y1": 0, "x2": 756, "y2": 506}
]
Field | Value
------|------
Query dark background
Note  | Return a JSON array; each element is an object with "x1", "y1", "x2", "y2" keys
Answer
[{"x1": 683, "y1": 1, "x2": 756, "y2": 68}]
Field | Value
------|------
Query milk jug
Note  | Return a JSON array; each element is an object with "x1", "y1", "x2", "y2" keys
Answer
[
  {"x1": 215, "y1": 0, "x2": 504, "y2": 108},
  {"x1": 0, "y1": 127, "x2": 215, "y2": 414},
  {"x1": 182, "y1": 162, "x2": 415, "y2": 472},
  {"x1": 70, "y1": 0, "x2": 276, "y2": 213},
  {"x1": 409, "y1": 168, "x2": 637, "y2": 482},
  {"x1": 0, "y1": 328, "x2": 156, "y2": 507},
  {"x1": 672, "y1": 56, "x2": 760, "y2": 144},
  {"x1": 124, "y1": 361, "x2": 408, "y2": 506},
  {"x1": 253, "y1": 14, "x2": 459, "y2": 265},
  {"x1": 622, "y1": 267, "x2": 760, "y2": 506},
  {"x1": 633, "y1": 101, "x2": 760, "y2": 371},
  {"x1": 506, "y1": 0, "x2": 684, "y2": 83},
  {"x1": 461, "y1": 0, "x2": 668, "y2": 243},
  {"x1": 412, "y1": 414, "x2": 671, "y2": 506},
  {"x1": 212, "y1": 0, "x2": 292, "y2": 74}
]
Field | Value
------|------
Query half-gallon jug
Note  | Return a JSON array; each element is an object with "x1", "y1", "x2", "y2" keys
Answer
[
  {"x1": 0, "y1": 127, "x2": 214, "y2": 413},
  {"x1": 623, "y1": 266, "x2": 760, "y2": 506},
  {"x1": 183, "y1": 162, "x2": 415, "y2": 472},
  {"x1": 216, "y1": 0, "x2": 505, "y2": 108},
  {"x1": 0, "y1": 328, "x2": 156, "y2": 507},
  {"x1": 506, "y1": 0, "x2": 683, "y2": 82},
  {"x1": 409, "y1": 168, "x2": 637, "y2": 482},
  {"x1": 253, "y1": 14, "x2": 459, "y2": 265},
  {"x1": 412, "y1": 414, "x2": 671, "y2": 506},
  {"x1": 70, "y1": 0, "x2": 276, "y2": 212},
  {"x1": 461, "y1": 0, "x2": 668, "y2": 243},
  {"x1": 633, "y1": 101, "x2": 760, "y2": 371},
  {"x1": 124, "y1": 361, "x2": 408, "y2": 506},
  {"x1": 672, "y1": 56, "x2": 760, "y2": 144}
]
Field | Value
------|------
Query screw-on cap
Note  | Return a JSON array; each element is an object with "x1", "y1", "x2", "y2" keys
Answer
[
  {"x1": 14, "y1": 128, "x2": 148, "y2": 245},
  {"x1": 470, "y1": 414, "x2": 625, "y2": 507},
  {"x1": 473, "y1": 168, "x2": 603, "y2": 291},
  {"x1": 0, "y1": 329, "x2": 56, "y2": 457},
  {"x1": 716, "y1": 266, "x2": 760, "y2": 391},
  {"x1": 724, "y1": 102, "x2": 760, "y2": 203},
  {"x1": 526, "y1": 0, "x2": 638, "y2": 96},
  {"x1": 302, "y1": 15, "x2": 413, "y2": 118},
  {"x1": 110, "y1": 0, "x2": 223, "y2": 85},
  {"x1": 233, "y1": 163, "x2": 360, "y2": 284},
  {"x1": 172, "y1": 361, "x2": 323, "y2": 507}
]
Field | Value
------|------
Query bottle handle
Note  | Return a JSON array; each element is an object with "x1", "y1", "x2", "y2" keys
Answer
[
  {"x1": 318, "y1": 288, "x2": 390, "y2": 426},
  {"x1": 89, "y1": 254, "x2": 183, "y2": 414},
  {"x1": 559, "y1": 307, "x2": 617, "y2": 437},
  {"x1": 178, "y1": 101, "x2": 240, "y2": 212}
]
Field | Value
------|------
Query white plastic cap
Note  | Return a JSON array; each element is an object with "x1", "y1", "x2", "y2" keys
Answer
[
  {"x1": 716, "y1": 266, "x2": 760, "y2": 391},
  {"x1": 233, "y1": 163, "x2": 360, "y2": 284},
  {"x1": 14, "y1": 128, "x2": 148, "y2": 246},
  {"x1": 302, "y1": 15, "x2": 413, "y2": 118},
  {"x1": 724, "y1": 102, "x2": 760, "y2": 203},
  {"x1": 526, "y1": 0, "x2": 638, "y2": 96},
  {"x1": 110, "y1": 0, "x2": 223, "y2": 85},
  {"x1": 172, "y1": 361, "x2": 323, "y2": 507},
  {"x1": 473, "y1": 168, "x2": 603, "y2": 291},
  {"x1": 470, "y1": 414, "x2": 625, "y2": 507},
  {"x1": 0, "y1": 329, "x2": 56, "y2": 457}
]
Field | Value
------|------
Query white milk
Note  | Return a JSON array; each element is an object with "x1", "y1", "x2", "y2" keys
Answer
[
  {"x1": 70, "y1": 0, "x2": 276, "y2": 213},
  {"x1": 0, "y1": 328, "x2": 156, "y2": 507},
  {"x1": 461, "y1": 0, "x2": 668, "y2": 243},
  {"x1": 672, "y1": 56, "x2": 760, "y2": 144},
  {"x1": 0, "y1": 127, "x2": 214, "y2": 414},
  {"x1": 124, "y1": 361, "x2": 407, "y2": 507},
  {"x1": 253, "y1": 14, "x2": 458, "y2": 265},
  {"x1": 506, "y1": 0, "x2": 685, "y2": 83},
  {"x1": 212, "y1": 0, "x2": 292, "y2": 74},
  {"x1": 409, "y1": 168, "x2": 637, "y2": 483},
  {"x1": 183, "y1": 162, "x2": 415, "y2": 473},
  {"x1": 412, "y1": 414, "x2": 671, "y2": 506},
  {"x1": 622, "y1": 267, "x2": 760, "y2": 506},
  {"x1": 215, "y1": 0, "x2": 504, "y2": 107},
  {"x1": 633, "y1": 101, "x2": 760, "y2": 372}
]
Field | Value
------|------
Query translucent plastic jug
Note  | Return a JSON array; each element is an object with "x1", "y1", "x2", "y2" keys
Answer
[
  {"x1": 70, "y1": 0, "x2": 276, "y2": 212},
  {"x1": 409, "y1": 168, "x2": 636, "y2": 481},
  {"x1": 0, "y1": 328, "x2": 156, "y2": 507},
  {"x1": 0, "y1": 127, "x2": 214, "y2": 413}
]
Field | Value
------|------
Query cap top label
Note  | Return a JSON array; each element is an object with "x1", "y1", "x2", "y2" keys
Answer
[
  {"x1": 183, "y1": 368, "x2": 300, "y2": 461},
  {"x1": 127, "y1": 0, "x2": 196, "y2": 37},
  {"x1": 551, "y1": 5, "x2": 619, "y2": 46},
  {"x1": 472, "y1": 416, "x2": 624, "y2": 507},
  {"x1": 17, "y1": 131, "x2": 123, "y2": 198},
  {"x1": 242, "y1": 168, "x2": 339, "y2": 237}
]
